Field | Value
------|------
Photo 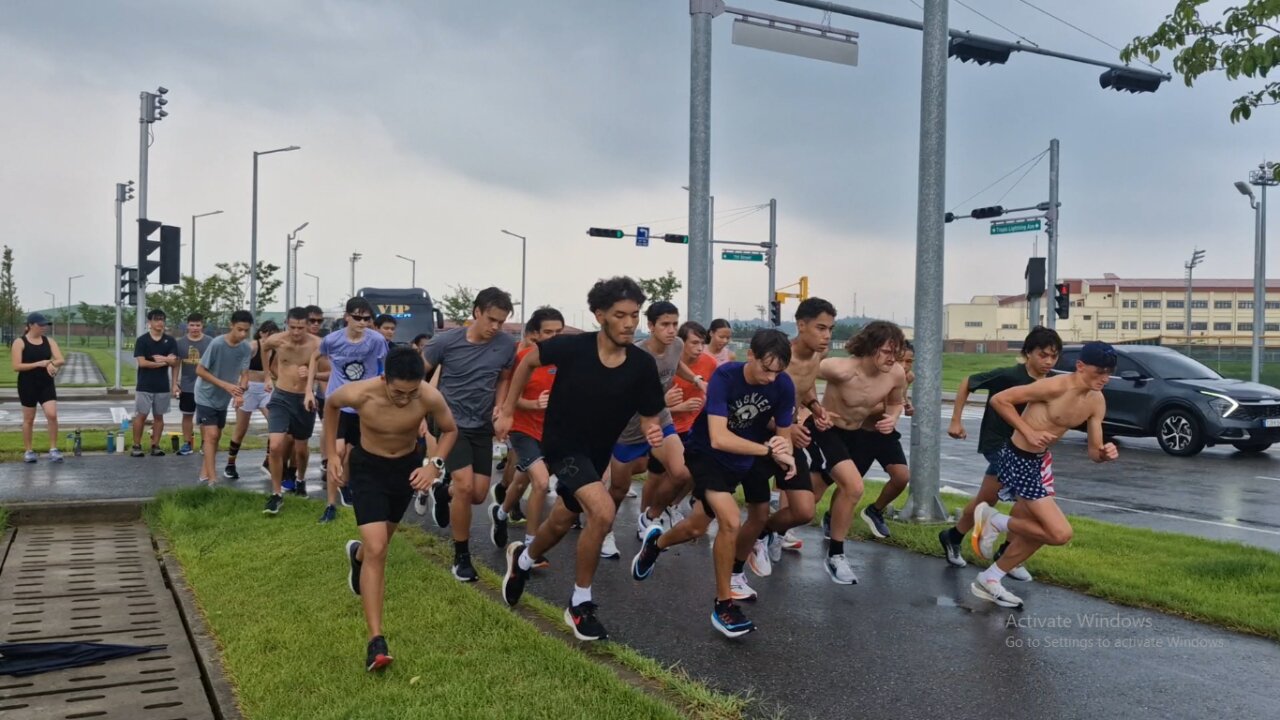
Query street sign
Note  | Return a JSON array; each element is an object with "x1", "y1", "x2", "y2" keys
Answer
[
  {"x1": 990, "y1": 218, "x2": 1042, "y2": 235},
  {"x1": 721, "y1": 250, "x2": 764, "y2": 262},
  {"x1": 636, "y1": 226, "x2": 649, "y2": 247}
]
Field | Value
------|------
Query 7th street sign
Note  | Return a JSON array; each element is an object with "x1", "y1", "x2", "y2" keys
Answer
[
  {"x1": 990, "y1": 218, "x2": 1042, "y2": 235},
  {"x1": 721, "y1": 250, "x2": 764, "y2": 262}
]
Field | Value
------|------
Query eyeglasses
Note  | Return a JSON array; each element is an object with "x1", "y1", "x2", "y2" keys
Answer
[
  {"x1": 350, "y1": 315, "x2": 373, "y2": 323},
  {"x1": 307, "y1": 318, "x2": 323, "y2": 324}
]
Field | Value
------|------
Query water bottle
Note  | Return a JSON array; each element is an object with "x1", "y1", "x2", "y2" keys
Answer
[
  {"x1": 171, "y1": 435, "x2": 180, "y2": 453},
  {"x1": 106, "y1": 431, "x2": 116, "y2": 455},
  {"x1": 73, "y1": 429, "x2": 82, "y2": 457}
]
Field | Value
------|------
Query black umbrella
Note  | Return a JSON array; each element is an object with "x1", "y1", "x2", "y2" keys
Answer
[{"x1": 0, "y1": 642, "x2": 166, "y2": 677}]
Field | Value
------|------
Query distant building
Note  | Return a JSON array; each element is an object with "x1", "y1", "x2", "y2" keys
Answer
[{"x1": 945, "y1": 273, "x2": 1280, "y2": 352}]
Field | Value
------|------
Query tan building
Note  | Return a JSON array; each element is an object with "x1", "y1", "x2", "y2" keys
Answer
[{"x1": 945, "y1": 273, "x2": 1280, "y2": 350}]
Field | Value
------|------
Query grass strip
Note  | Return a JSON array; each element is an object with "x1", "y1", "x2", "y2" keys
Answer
[
  {"x1": 146, "y1": 488, "x2": 710, "y2": 720},
  {"x1": 0, "y1": 428, "x2": 266, "y2": 463},
  {"x1": 824, "y1": 477, "x2": 1280, "y2": 640}
]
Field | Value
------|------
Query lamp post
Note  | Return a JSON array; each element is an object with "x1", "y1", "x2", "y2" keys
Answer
[
  {"x1": 114, "y1": 181, "x2": 135, "y2": 392},
  {"x1": 349, "y1": 253, "x2": 362, "y2": 298},
  {"x1": 190, "y1": 210, "x2": 223, "y2": 278},
  {"x1": 395, "y1": 254, "x2": 417, "y2": 288},
  {"x1": 250, "y1": 145, "x2": 300, "y2": 318},
  {"x1": 43, "y1": 292, "x2": 56, "y2": 338},
  {"x1": 285, "y1": 221, "x2": 308, "y2": 309},
  {"x1": 1184, "y1": 248, "x2": 1205, "y2": 352},
  {"x1": 499, "y1": 230, "x2": 527, "y2": 325},
  {"x1": 1239, "y1": 166, "x2": 1278, "y2": 381},
  {"x1": 304, "y1": 273, "x2": 320, "y2": 309},
  {"x1": 66, "y1": 274, "x2": 84, "y2": 345}
]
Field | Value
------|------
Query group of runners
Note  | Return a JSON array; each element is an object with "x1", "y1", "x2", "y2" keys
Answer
[{"x1": 11, "y1": 274, "x2": 1120, "y2": 673}]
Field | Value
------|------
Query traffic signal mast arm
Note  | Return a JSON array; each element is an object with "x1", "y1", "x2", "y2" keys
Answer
[{"x1": 944, "y1": 201, "x2": 1050, "y2": 223}]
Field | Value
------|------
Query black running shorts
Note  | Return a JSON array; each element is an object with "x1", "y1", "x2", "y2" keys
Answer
[
  {"x1": 814, "y1": 426, "x2": 907, "y2": 477},
  {"x1": 349, "y1": 445, "x2": 423, "y2": 526},
  {"x1": 444, "y1": 428, "x2": 494, "y2": 477},
  {"x1": 266, "y1": 388, "x2": 316, "y2": 440},
  {"x1": 179, "y1": 391, "x2": 196, "y2": 415},
  {"x1": 337, "y1": 412, "x2": 361, "y2": 446},
  {"x1": 687, "y1": 450, "x2": 779, "y2": 506},
  {"x1": 547, "y1": 452, "x2": 605, "y2": 514}
]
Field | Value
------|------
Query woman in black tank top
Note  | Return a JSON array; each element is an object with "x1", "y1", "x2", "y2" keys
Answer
[{"x1": 10, "y1": 314, "x2": 66, "y2": 462}]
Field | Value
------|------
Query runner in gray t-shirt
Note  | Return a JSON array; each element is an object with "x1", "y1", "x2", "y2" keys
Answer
[
  {"x1": 173, "y1": 316, "x2": 214, "y2": 456},
  {"x1": 420, "y1": 287, "x2": 516, "y2": 583},
  {"x1": 612, "y1": 302, "x2": 707, "y2": 544},
  {"x1": 192, "y1": 313, "x2": 254, "y2": 486}
]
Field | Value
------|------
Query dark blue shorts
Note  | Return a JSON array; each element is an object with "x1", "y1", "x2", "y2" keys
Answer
[
  {"x1": 983, "y1": 450, "x2": 1002, "y2": 477},
  {"x1": 611, "y1": 424, "x2": 677, "y2": 464}
]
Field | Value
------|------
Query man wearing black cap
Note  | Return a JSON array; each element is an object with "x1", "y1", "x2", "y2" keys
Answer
[{"x1": 969, "y1": 341, "x2": 1119, "y2": 610}]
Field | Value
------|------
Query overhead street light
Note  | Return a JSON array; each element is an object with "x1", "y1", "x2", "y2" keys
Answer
[{"x1": 250, "y1": 145, "x2": 301, "y2": 317}]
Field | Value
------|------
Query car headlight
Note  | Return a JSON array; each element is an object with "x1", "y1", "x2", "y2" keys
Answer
[{"x1": 1200, "y1": 391, "x2": 1239, "y2": 418}]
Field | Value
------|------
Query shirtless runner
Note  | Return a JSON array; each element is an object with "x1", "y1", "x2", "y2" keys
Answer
[
  {"x1": 969, "y1": 341, "x2": 1119, "y2": 609},
  {"x1": 327, "y1": 346, "x2": 458, "y2": 671},
  {"x1": 258, "y1": 307, "x2": 321, "y2": 512},
  {"x1": 809, "y1": 321, "x2": 908, "y2": 585}
]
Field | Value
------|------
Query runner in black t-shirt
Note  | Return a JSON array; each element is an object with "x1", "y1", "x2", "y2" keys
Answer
[
  {"x1": 938, "y1": 326, "x2": 1062, "y2": 576},
  {"x1": 495, "y1": 276, "x2": 665, "y2": 642},
  {"x1": 131, "y1": 309, "x2": 180, "y2": 457}
]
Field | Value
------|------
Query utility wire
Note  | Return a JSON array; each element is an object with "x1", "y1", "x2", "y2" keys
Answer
[
  {"x1": 948, "y1": 149, "x2": 1048, "y2": 213},
  {"x1": 955, "y1": 0, "x2": 1039, "y2": 47},
  {"x1": 1017, "y1": 0, "x2": 1165, "y2": 72},
  {"x1": 994, "y1": 152, "x2": 1047, "y2": 205}
]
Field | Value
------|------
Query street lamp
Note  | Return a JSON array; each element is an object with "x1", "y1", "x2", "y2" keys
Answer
[
  {"x1": 285, "y1": 221, "x2": 309, "y2": 309},
  {"x1": 1184, "y1": 248, "x2": 1206, "y2": 351},
  {"x1": 349, "y1": 253, "x2": 362, "y2": 298},
  {"x1": 395, "y1": 254, "x2": 417, "y2": 288},
  {"x1": 66, "y1": 274, "x2": 84, "y2": 345},
  {"x1": 304, "y1": 272, "x2": 320, "y2": 309},
  {"x1": 500, "y1": 230, "x2": 527, "y2": 325},
  {"x1": 190, "y1": 210, "x2": 223, "y2": 278},
  {"x1": 1239, "y1": 167, "x2": 1278, "y2": 382},
  {"x1": 250, "y1": 145, "x2": 300, "y2": 318}
]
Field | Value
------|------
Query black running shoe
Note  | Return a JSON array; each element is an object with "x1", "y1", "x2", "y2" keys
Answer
[
  {"x1": 571, "y1": 514, "x2": 583, "y2": 530},
  {"x1": 452, "y1": 552, "x2": 477, "y2": 582},
  {"x1": 939, "y1": 529, "x2": 967, "y2": 568},
  {"x1": 283, "y1": 465, "x2": 297, "y2": 482},
  {"x1": 861, "y1": 504, "x2": 891, "y2": 539},
  {"x1": 564, "y1": 601, "x2": 608, "y2": 641},
  {"x1": 150, "y1": 446, "x2": 165, "y2": 457},
  {"x1": 509, "y1": 506, "x2": 527, "y2": 525},
  {"x1": 489, "y1": 502, "x2": 508, "y2": 548},
  {"x1": 130, "y1": 445, "x2": 145, "y2": 458},
  {"x1": 711, "y1": 600, "x2": 756, "y2": 638},
  {"x1": 262, "y1": 457, "x2": 270, "y2": 471},
  {"x1": 821, "y1": 510, "x2": 831, "y2": 540},
  {"x1": 223, "y1": 463, "x2": 240, "y2": 480},
  {"x1": 294, "y1": 479, "x2": 308, "y2": 497},
  {"x1": 431, "y1": 480, "x2": 451, "y2": 529},
  {"x1": 346, "y1": 540, "x2": 362, "y2": 596},
  {"x1": 263, "y1": 493, "x2": 283, "y2": 515},
  {"x1": 365, "y1": 635, "x2": 393, "y2": 672},
  {"x1": 502, "y1": 542, "x2": 530, "y2": 606},
  {"x1": 631, "y1": 525, "x2": 663, "y2": 581},
  {"x1": 494, "y1": 481, "x2": 507, "y2": 505}
]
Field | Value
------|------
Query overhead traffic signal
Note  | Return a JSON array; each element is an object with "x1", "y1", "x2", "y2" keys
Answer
[
  {"x1": 970, "y1": 206, "x2": 1004, "y2": 220},
  {"x1": 587, "y1": 228, "x2": 625, "y2": 238},
  {"x1": 948, "y1": 37, "x2": 1012, "y2": 66},
  {"x1": 119, "y1": 267, "x2": 138, "y2": 306},
  {"x1": 1054, "y1": 282, "x2": 1070, "y2": 320},
  {"x1": 769, "y1": 300, "x2": 781, "y2": 326},
  {"x1": 1099, "y1": 68, "x2": 1164, "y2": 94},
  {"x1": 663, "y1": 233, "x2": 689, "y2": 244},
  {"x1": 159, "y1": 225, "x2": 181, "y2": 284},
  {"x1": 138, "y1": 218, "x2": 162, "y2": 280}
]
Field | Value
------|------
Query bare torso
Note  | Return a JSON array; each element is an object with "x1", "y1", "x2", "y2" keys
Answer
[
  {"x1": 346, "y1": 379, "x2": 442, "y2": 458},
  {"x1": 820, "y1": 357, "x2": 906, "y2": 431},
  {"x1": 786, "y1": 341, "x2": 824, "y2": 421},
  {"x1": 268, "y1": 335, "x2": 320, "y2": 394},
  {"x1": 1011, "y1": 374, "x2": 1104, "y2": 453}
]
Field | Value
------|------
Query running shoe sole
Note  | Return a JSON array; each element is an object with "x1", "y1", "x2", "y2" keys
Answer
[
  {"x1": 345, "y1": 540, "x2": 361, "y2": 596},
  {"x1": 631, "y1": 525, "x2": 662, "y2": 581},
  {"x1": 366, "y1": 654, "x2": 393, "y2": 672},
  {"x1": 971, "y1": 503, "x2": 996, "y2": 560},
  {"x1": 970, "y1": 581, "x2": 1023, "y2": 609},
  {"x1": 861, "y1": 507, "x2": 889, "y2": 539},
  {"x1": 823, "y1": 560, "x2": 857, "y2": 585},
  {"x1": 938, "y1": 531, "x2": 968, "y2": 568},
  {"x1": 711, "y1": 611, "x2": 755, "y2": 638},
  {"x1": 501, "y1": 542, "x2": 525, "y2": 606},
  {"x1": 563, "y1": 608, "x2": 605, "y2": 642}
]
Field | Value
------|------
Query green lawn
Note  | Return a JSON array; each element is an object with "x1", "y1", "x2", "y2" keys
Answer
[
  {"x1": 0, "y1": 428, "x2": 265, "y2": 462},
  {"x1": 146, "y1": 490, "x2": 738, "y2": 720},
  {"x1": 79, "y1": 346, "x2": 136, "y2": 388},
  {"x1": 939, "y1": 352, "x2": 1019, "y2": 392},
  {"x1": 826, "y1": 479, "x2": 1280, "y2": 640}
]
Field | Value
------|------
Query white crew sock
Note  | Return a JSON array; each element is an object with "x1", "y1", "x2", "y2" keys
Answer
[
  {"x1": 496, "y1": 507, "x2": 508, "y2": 521},
  {"x1": 571, "y1": 584, "x2": 592, "y2": 606},
  {"x1": 517, "y1": 548, "x2": 534, "y2": 571},
  {"x1": 980, "y1": 565, "x2": 1007, "y2": 584},
  {"x1": 991, "y1": 512, "x2": 1010, "y2": 533},
  {"x1": 524, "y1": 534, "x2": 535, "y2": 546}
]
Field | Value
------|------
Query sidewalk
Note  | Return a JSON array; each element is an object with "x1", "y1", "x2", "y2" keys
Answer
[{"x1": 2, "y1": 454, "x2": 1277, "y2": 719}]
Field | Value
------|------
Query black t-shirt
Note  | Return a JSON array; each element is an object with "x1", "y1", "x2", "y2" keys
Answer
[
  {"x1": 134, "y1": 332, "x2": 178, "y2": 394},
  {"x1": 538, "y1": 332, "x2": 665, "y2": 473},
  {"x1": 969, "y1": 364, "x2": 1036, "y2": 455}
]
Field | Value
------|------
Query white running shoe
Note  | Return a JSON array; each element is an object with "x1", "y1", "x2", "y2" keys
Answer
[
  {"x1": 747, "y1": 539, "x2": 772, "y2": 577},
  {"x1": 1007, "y1": 565, "x2": 1034, "y2": 582},
  {"x1": 636, "y1": 509, "x2": 652, "y2": 541},
  {"x1": 781, "y1": 529, "x2": 803, "y2": 551},
  {"x1": 600, "y1": 531, "x2": 620, "y2": 559},
  {"x1": 729, "y1": 574, "x2": 758, "y2": 601},
  {"x1": 824, "y1": 554, "x2": 858, "y2": 585},
  {"x1": 413, "y1": 490, "x2": 430, "y2": 516},
  {"x1": 971, "y1": 502, "x2": 1000, "y2": 561},
  {"x1": 971, "y1": 576, "x2": 1024, "y2": 608},
  {"x1": 766, "y1": 532, "x2": 782, "y2": 564},
  {"x1": 666, "y1": 504, "x2": 686, "y2": 527}
]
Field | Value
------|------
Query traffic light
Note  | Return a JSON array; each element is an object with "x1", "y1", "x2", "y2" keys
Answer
[
  {"x1": 948, "y1": 37, "x2": 1011, "y2": 66},
  {"x1": 970, "y1": 205, "x2": 1004, "y2": 220},
  {"x1": 159, "y1": 225, "x2": 181, "y2": 284},
  {"x1": 769, "y1": 299, "x2": 781, "y2": 326},
  {"x1": 1099, "y1": 68, "x2": 1164, "y2": 94},
  {"x1": 587, "y1": 228, "x2": 624, "y2": 238},
  {"x1": 1054, "y1": 282, "x2": 1070, "y2": 320},
  {"x1": 119, "y1": 267, "x2": 138, "y2": 306},
  {"x1": 138, "y1": 218, "x2": 162, "y2": 280},
  {"x1": 663, "y1": 234, "x2": 689, "y2": 244},
  {"x1": 799, "y1": 275, "x2": 809, "y2": 300},
  {"x1": 1025, "y1": 257, "x2": 1046, "y2": 298}
]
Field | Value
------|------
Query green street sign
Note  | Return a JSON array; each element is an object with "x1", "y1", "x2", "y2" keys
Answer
[
  {"x1": 990, "y1": 219, "x2": 1042, "y2": 235},
  {"x1": 721, "y1": 250, "x2": 764, "y2": 262}
]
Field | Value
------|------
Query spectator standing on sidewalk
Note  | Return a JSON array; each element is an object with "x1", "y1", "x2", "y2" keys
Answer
[
  {"x1": 132, "y1": 309, "x2": 179, "y2": 457},
  {"x1": 12, "y1": 312, "x2": 66, "y2": 463}
]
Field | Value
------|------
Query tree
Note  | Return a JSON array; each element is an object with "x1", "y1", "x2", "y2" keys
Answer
[
  {"x1": 440, "y1": 284, "x2": 476, "y2": 325},
  {"x1": 77, "y1": 302, "x2": 114, "y2": 340},
  {"x1": 637, "y1": 270, "x2": 682, "y2": 304},
  {"x1": 147, "y1": 276, "x2": 225, "y2": 329},
  {"x1": 1123, "y1": 1, "x2": 1280, "y2": 135},
  {"x1": 0, "y1": 245, "x2": 21, "y2": 340},
  {"x1": 207, "y1": 262, "x2": 281, "y2": 322}
]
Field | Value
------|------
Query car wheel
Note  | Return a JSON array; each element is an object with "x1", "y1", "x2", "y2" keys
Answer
[
  {"x1": 1156, "y1": 408, "x2": 1205, "y2": 457},
  {"x1": 1232, "y1": 441, "x2": 1273, "y2": 453}
]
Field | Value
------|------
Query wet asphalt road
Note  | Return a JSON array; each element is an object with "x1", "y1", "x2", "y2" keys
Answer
[{"x1": 4, "y1": 425, "x2": 1280, "y2": 718}]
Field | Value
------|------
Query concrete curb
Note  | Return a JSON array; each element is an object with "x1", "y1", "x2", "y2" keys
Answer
[
  {"x1": 2, "y1": 498, "x2": 149, "y2": 525},
  {"x1": 156, "y1": 535, "x2": 244, "y2": 720}
]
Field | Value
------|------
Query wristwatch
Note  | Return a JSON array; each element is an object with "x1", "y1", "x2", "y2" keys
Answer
[{"x1": 423, "y1": 456, "x2": 445, "y2": 470}]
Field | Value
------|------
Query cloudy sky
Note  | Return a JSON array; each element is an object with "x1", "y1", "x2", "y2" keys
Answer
[{"x1": 1, "y1": 0, "x2": 1273, "y2": 328}]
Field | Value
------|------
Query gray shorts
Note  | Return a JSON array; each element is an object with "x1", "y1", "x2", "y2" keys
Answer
[
  {"x1": 135, "y1": 391, "x2": 171, "y2": 417},
  {"x1": 507, "y1": 431, "x2": 545, "y2": 472},
  {"x1": 266, "y1": 388, "x2": 316, "y2": 440}
]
